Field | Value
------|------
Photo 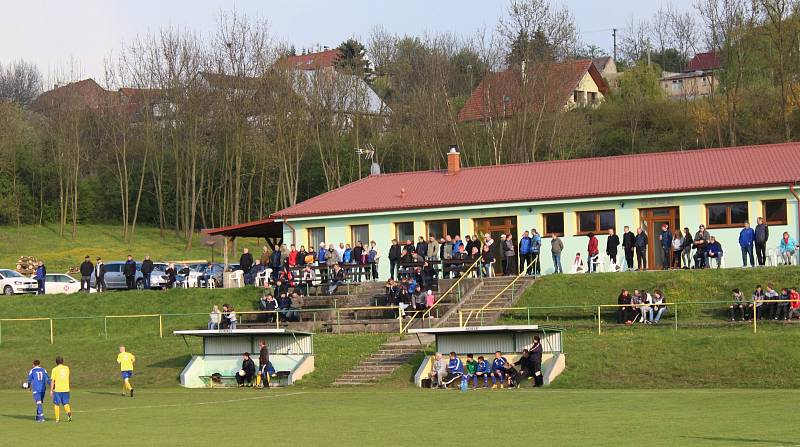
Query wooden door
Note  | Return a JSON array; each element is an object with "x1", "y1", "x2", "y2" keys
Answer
[
  {"x1": 639, "y1": 207, "x2": 680, "y2": 270},
  {"x1": 473, "y1": 216, "x2": 518, "y2": 274}
]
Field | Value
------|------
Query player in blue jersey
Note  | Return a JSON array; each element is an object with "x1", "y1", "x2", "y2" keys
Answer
[
  {"x1": 27, "y1": 359, "x2": 50, "y2": 422},
  {"x1": 491, "y1": 351, "x2": 508, "y2": 389}
]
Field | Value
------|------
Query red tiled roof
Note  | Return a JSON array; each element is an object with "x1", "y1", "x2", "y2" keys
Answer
[
  {"x1": 275, "y1": 49, "x2": 343, "y2": 71},
  {"x1": 30, "y1": 79, "x2": 115, "y2": 116},
  {"x1": 686, "y1": 52, "x2": 721, "y2": 71},
  {"x1": 458, "y1": 60, "x2": 608, "y2": 122},
  {"x1": 272, "y1": 143, "x2": 800, "y2": 219}
]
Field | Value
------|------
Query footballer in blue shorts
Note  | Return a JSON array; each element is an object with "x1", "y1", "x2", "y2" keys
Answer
[{"x1": 26, "y1": 360, "x2": 50, "y2": 422}]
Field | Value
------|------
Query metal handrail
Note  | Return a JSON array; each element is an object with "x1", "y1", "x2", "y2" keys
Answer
[
  {"x1": 460, "y1": 255, "x2": 537, "y2": 328},
  {"x1": 399, "y1": 256, "x2": 482, "y2": 333}
]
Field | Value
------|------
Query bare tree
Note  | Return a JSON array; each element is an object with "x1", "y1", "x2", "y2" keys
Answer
[
  {"x1": 0, "y1": 60, "x2": 43, "y2": 105},
  {"x1": 497, "y1": 0, "x2": 580, "y2": 63}
]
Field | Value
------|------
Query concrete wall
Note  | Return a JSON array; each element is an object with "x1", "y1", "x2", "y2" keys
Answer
[{"x1": 281, "y1": 186, "x2": 797, "y2": 279}]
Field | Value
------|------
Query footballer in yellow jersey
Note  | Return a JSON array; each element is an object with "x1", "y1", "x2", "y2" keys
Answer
[
  {"x1": 49, "y1": 356, "x2": 71, "y2": 422},
  {"x1": 117, "y1": 346, "x2": 136, "y2": 397}
]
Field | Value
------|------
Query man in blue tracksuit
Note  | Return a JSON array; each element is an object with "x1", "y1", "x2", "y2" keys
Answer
[
  {"x1": 491, "y1": 351, "x2": 508, "y2": 389},
  {"x1": 519, "y1": 231, "x2": 532, "y2": 275},
  {"x1": 442, "y1": 352, "x2": 464, "y2": 387},
  {"x1": 739, "y1": 221, "x2": 756, "y2": 268},
  {"x1": 474, "y1": 356, "x2": 491, "y2": 388}
]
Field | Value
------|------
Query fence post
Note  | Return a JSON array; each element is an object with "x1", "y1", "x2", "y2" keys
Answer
[
  {"x1": 104, "y1": 317, "x2": 108, "y2": 340},
  {"x1": 753, "y1": 309, "x2": 757, "y2": 334},
  {"x1": 527, "y1": 307, "x2": 531, "y2": 325},
  {"x1": 49, "y1": 319, "x2": 54, "y2": 345},
  {"x1": 597, "y1": 306, "x2": 602, "y2": 335},
  {"x1": 159, "y1": 314, "x2": 163, "y2": 338}
]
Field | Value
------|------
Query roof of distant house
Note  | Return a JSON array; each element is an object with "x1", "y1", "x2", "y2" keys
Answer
[
  {"x1": 275, "y1": 49, "x2": 343, "y2": 71},
  {"x1": 592, "y1": 56, "x2": 613, "y2": 72},
  {"x1": 271, "y1": 143, "x2": 800, "y2": 219},
  {"x1": 30, "y1": 79, "x2": 114, "y2": 115},
  {"x1": 661, "y1": 71, "x2": 715, "y2": 81},
  {"x1": 686, "y1": 52, "x2": 721, "y2": 71},
  {"x1": 457, "y1": 59, "x2": 608, "y2": 123}
]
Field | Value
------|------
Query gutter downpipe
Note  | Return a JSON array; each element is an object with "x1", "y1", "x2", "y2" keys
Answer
[
  {"x1": 790, "y1": 184, "x2": 800, "y2": 264},
  {"x1": 281, "y1": 216, "x2": 297, "y2": 246}
]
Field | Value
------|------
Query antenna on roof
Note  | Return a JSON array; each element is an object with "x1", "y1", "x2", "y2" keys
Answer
[{"x1": 355, "y1": 143, "x2": 380, "y2": 175}]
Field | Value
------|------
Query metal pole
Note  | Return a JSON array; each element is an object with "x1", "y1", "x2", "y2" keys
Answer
[
  {"x1": 159, "y1": 315, "x2": 163, "y2": 338},
  {"x1": 459, "y1": 311, "x2": 463, "y2": 327},
  {"x1": 49, "y1": 319, "x2": 54, "y2": 344},
  {"x1": 753, "y1": 308, "x2": 757, "y2": 334},
  {"x1": 527, "y1": 307, "x2": 531, "y2": 325},
  {"x1": 104, "y1": 317, "x2": 108, "y2": 340},
  {"x1": 597, "y1": 306, "x2": 602, "y2": 335},
  {"x1": 674, "y1": 304, "x2": 678, "y2": 331}
]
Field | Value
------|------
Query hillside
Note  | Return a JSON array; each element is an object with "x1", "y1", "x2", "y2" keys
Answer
[{"x1": 0, "y1": 224, "x2": 263, "y2": 272}]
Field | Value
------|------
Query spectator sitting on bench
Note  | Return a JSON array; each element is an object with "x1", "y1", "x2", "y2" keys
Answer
[
  {"x1": 474, "y1": 355, "x2": 490, "y2": 388},
  {"x1": 277, "y1": 293, "x2": 292, "y2": 322},
  {"x1": 245, "y1": 259, "x2": 264, "y2": 285},
  {"x1": 197, "y1": 262, "x2": 213, "y2": 288},
  {"x1": 503, "y1": 360, "x2": 519, "y2": 388},
  {"x1": 441, "y1": 352, "x2": 464, "y2": 388},
  {"x1": 513, "y1": 349, "x2": 535, "y2": 386},
  {"x1": 236, "y1": 352, "x2": 256, "y2": 387},
  {"x1": 752, "y1": 285, "x2": 765, "y2": 320},
  {"x1": 278, "y1": 265, "x2": 296, "y2": 289},
  {"x1": 428, "y1": 353, "x2": 446, "y2": 388},
  {"x1": 491, "y1": 351, "x2": 508, "y2": 389},
  {"x1": 729, "y1": 288, "x2": 745, "y2": 321},
  {"x1": 300, "y1": 266, "x2": 315, "y2": 290},
  {"x1": 421, "y1": 261, "x2": 436, "y2": 289},
  {"x1": 384, "y1": 279, "x2": 399, "y2": 306},
  {"x1": 413, "y1": 285, "x2": 427, "y2": 310},
  {"x1": 272, "y1": 279, "x2": 288, "y2": 298},
  {"x1": 788, "y1": 287, "x2": 800, "y2": 320},
  {"x1": 464, "y1": 354, "x2": 477, "y2": 387},
  {"x1": 221, "y1": 304, "x2": 232, "y2": 329},
  {"x1": 328, "y1": 264, "x2": 345, "y2": 295},
  {"x1": 259, "y1": 294, "x2": 278, "y2": 323},
  {"x1": 777, "y1": 288, "x2": 791, "y2": 320},
  {"x1": 288, "y1": 292, "x2": 304, "y2": 322},
  {"x1": 396, "y1": 286, "x2": 411, "y2": 318}
]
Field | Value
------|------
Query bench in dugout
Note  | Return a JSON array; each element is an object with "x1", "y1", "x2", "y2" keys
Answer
[{"x1": 199, "y1": 370, "x2": 292, "y2": 388}]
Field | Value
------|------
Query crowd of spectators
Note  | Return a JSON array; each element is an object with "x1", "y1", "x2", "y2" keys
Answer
[
  {"x1": 729, "y1": 283, "x2": 800, "y2": 322},
  {"x1": 616, "y1": 288, "x2": 668, "y2": 325}
]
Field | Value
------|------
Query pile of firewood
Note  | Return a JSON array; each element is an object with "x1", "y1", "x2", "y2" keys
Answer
[{"x1": 16, "y1": 256, "x2": 38, "y2": 275}]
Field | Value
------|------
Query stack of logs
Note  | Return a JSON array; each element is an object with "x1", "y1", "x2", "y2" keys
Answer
[{"x1": 16, "y1": 256, "x2": 38, "y2": 275}]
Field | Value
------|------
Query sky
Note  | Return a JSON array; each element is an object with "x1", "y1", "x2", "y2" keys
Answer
[{"x1": 0, "y1": 0, "x2": 697, "y2": 85}]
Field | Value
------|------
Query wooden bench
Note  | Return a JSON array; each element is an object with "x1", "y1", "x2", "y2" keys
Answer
[{"x1": 199, "y1": 371, "x2": 292, "y2": 388}]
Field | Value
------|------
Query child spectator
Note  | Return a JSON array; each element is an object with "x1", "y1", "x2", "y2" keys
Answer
[
  {"x1": 729, "y1": 288, "x2": 745, "y2": 322},
  {"x1": 788, "y1": 287, "x2": 800, "y2": 320},
  {"x1": 652, "y1": 289, "x2": 667, "y2": 323},
  {"x1": 464, "y1": 354, "x2": 478, "y2": 388},
  {"x1": 491, "y1": 351, "x2": 507, "y2": 389},
  {"x1": 777, "y1": 288, "x2": 791, "y2": 320},
  {"x1": 751, "y1": 285, "x2": 765, "y2": 320},
  {"x1": 425, "y1": 290, "x2": 435, "y2": 309},
  {"x1": 208, "y1": 305, "x2": 221, "y2": 330},
  {"x1": 428, "y1": 353, "x2": 446, "y2": 388}
]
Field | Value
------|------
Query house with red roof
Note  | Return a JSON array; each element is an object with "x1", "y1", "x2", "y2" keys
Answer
[
  {"x1": 458, "y1": 60, "x2": 609, "y2": 123},
  {"x1": 275, "y1": 49, "x2": 343, "y2": 71},
  {"x1": 660, "y1": 51, "x2": 721, "y2": 99},
  {"x1": 213, "y1": 142, "x2": 800, "y2": 277}
]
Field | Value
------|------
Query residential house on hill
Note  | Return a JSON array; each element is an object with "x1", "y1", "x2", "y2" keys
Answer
[
  {"x1": 660, "y1": 51, "x2": 720, "y2": 99},
  {"x1": 275, "y1": 49, "x2": 343, "y2": 71},
  {"x1": 458, "y1": 59, "x2": 609, "y2": 123}
]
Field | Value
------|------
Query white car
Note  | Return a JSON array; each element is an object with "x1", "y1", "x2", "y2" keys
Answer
[
  {"x1": 42, "y1": 273, "x2": 85, "y2": 294},
  {"x1": 0, "y1": 269, "x2": 38, "y2": 295}
]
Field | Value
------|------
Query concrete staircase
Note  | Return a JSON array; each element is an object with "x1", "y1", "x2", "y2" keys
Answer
[
  {"x1": 436, "y1": 276, "x2": 535, "y2": 327},
  {"x1": 332, "y1": 335, "x2": 433, "y2": 386}
]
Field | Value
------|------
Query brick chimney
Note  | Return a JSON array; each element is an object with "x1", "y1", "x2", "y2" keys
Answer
[{"x1": 447, "y1": 146, "x2": 461, "y2": 174}]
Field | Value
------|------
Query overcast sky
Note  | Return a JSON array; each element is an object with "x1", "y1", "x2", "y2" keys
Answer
[{"x1": 0, "y1": 0, "x2": 696, "y2": 85}]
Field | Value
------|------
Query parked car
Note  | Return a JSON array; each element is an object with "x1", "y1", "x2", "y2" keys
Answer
[
  {"x1": 0, "y1": 269, "x2": 38, "y2": 295},
  {"x1": 41, "y1": 273, "x2": 84, "y2": 294},
  {"x1": 182, "y1": 263, "x2": 224, "y2": 287},
  {"x1": 91, "y1": 261, "x2": 171, "y2": 290}
]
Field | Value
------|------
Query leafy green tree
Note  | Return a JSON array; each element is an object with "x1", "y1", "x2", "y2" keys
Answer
[{"x1": 335, "y1": 38, "x2": 372, "y2": 80}]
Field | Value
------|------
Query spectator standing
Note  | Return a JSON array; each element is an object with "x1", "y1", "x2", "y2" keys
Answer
[
  {"x1": 481, "y1": 245, "x2": 495, "y2": 277},
  {"x1": 352, "y1": 242, "x2": 365, "y2": 282},
  {"x1": 79, "y1": 256, "x2": 94, "y2": 292},
  {"x1": 706, "y1": 236, "x2": 723, "y2": 268},
  {"x1": 694, "y1": 225, "x2": 710, "y2": 268},
  {"x1": 165, "y1": 263, "x2": 176, "y2": 288},
  {"x1": 368, "y1": 241, "x2": 380, "y2": 280},
  {"x1": 297, "y1": 245, "x2": 308, "y2": 267},
  {"x1": 754, "y1": 217, "x2": 769, "y2": 266},
  {"x1": 550, "y1": 233, "x2": 563, "y2": 274},
  {"x1": 388, "y1": 239, "x2": 401, "y2": 280},
  {"x1": 606, "y1": 228, "x2": 620, "y2": 266},
  {"x1": 671, "y1": 230, "x2": 683, "y2": 269},
  {"x1": 587, "y1": 233, "x2": 599, "y2": 273},
  {"x1": 427, "y1": 235, "x2": 440, "y2": 262},
  {"x1": 260, "y1": 246, "x2": 270, "y2": 268},
  {"x1": 258, "y1": 340, "x2": 270, "y2": 388},
  {"x1": 239, "y1": 248, "x2": 254, "y2": 274},
  {"x1": 739, "y1": 221, "x2": 756, "y2": 268},
  {"x1": 35, "y1": 261, "x2": 46, "y2": 295},
  {"x1": 531, "y1": 229, "x2": 542, "y2": 275},
  {"x1": 621, "y1": 226, "x2": 635, "y2": 271},
  {"x1": 779, "y1": 232, "x2": 797, "y2": 265},
  {"x1": 287, "y1": 246, "x2": 298, "y2": 268},
  {"x1": 315, "y1": 243, "x2": 327, "y2": 282},
  {"x1": 519, "y1": 231, "x2": 532, "y2": 275},
  {"x1": 123, "y1": 255, "x2": 137, "y2": 290},
  {"x1": 530, "y1": 336, "x2": 543, "y2": 387},
  {"x1": 335, "y1": 243, "x2": 345, "y2": 265},
  {"x1": 415, "y1": 236, "x2": 428, "y2": 260},
  {"x1": 634, "y1": 227, "x2": 648, "y2": 270},
  {"x1": 95, "y1": 258, "x2": 107, "y2": 292},
  {"x1": 681, "y1": 227, "x2": 693, "y2": 269},
  {"x1": 501, "y1": 234, "x2": 516, "y2": 275},
  {"x1": 141, "y1": 256, "x2": 154, "y2": 290},
  {"x1": 659, "y1": 224, "x2": 672, "y2": 270}
]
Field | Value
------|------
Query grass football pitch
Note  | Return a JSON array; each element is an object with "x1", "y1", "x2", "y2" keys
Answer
[{"x1": 2, "y1": 387, "x2": 798, "y2": 446}]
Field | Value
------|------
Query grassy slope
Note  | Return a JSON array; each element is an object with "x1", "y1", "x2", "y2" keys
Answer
[
  {"x1": 506, "y1": 266, "x2": 800, "y2": 322},
  {"x1": 2, "y1": 388, "x2": 798, "y2": 446},
  {"x1": 0, "y1": 224, "x2": 263, "y2": 272}
]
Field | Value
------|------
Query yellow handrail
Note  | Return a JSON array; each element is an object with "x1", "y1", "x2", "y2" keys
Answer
[
  {"x1": 399, "y1": 256, "x2": 482, "y2": 333},
  {"x1": 460, "y1": 255, "x2": 537, "y2": 328}
]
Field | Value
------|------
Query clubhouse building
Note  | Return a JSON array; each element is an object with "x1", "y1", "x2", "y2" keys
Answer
[{"x1": 219, "y1": 143, "x2": 800, "y2": 278}]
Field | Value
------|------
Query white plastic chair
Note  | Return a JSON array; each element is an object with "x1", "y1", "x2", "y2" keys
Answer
[
  {"x1": 589, "y1": 255, "x2": 603, "y2": 273},
  {"x1": 230, "y1": 270, "x2": 244, "y2": 288},
  {"x1": 255, "y1": 270, "x2": 269, "y2": 287}
]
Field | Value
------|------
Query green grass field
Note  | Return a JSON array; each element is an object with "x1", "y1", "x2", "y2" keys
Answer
[{"x1": 2, "y1": 388, "x2": 798, "y2": 446}]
